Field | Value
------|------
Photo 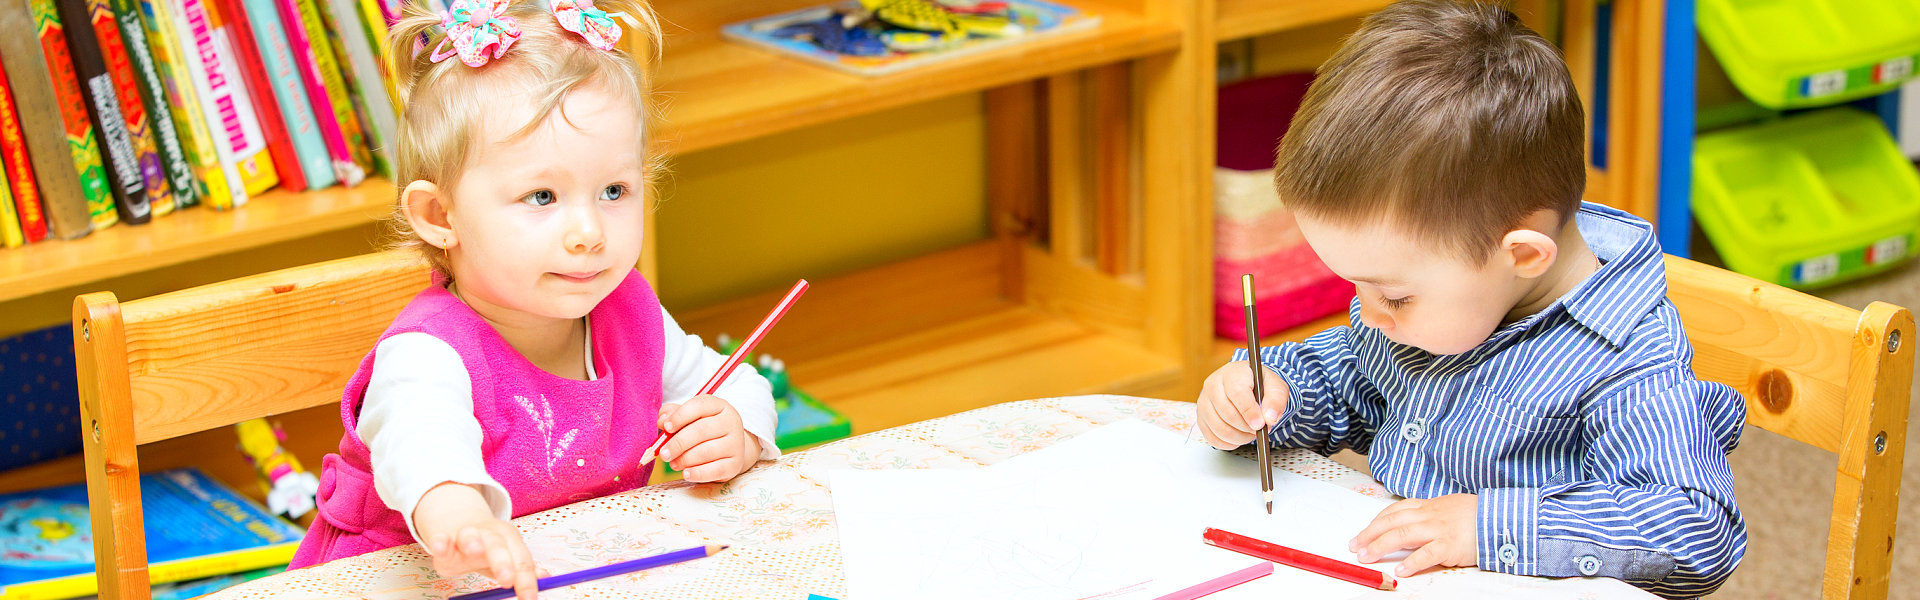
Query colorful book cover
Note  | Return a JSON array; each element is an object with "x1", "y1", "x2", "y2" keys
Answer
[
  {"x1": 78, "y1": 0, "x2": 177, "y2": 216},
  {"x1": 273, "y1": 0, "x2": 361, "y2": 186},
  {"x1": 322, "y1": 0, "x2": 393, "y2": 177},
  {"x1": 210, "y1": 0, "x2": 305, "y2": 192},
  {"x1": 111, "y1": 0, "x2": 201, "y2": 211},
  {"x1": 0, "y1": 468, "x2": 304, "y2": 600},
  {"x1": 0, "y1": 61, "x2": 50, "y2": 244},
  {"x1": 238, "y1": 0, "x2": 332, "y2": 189},
  {"x1": 304, "y1": 0, "x2": 371, "y2": 173},
  {"x1": 7, "y1": 0, "x2": 119, "y2": 235},
  {"x1": 208, "y1": 19, "x2": 280, "y2": 196},
  {"x1": 139, "y1": 0, "x2": 236, "y2": 210},
  {"x1": 55, "y1": 0, "x2": 152, "y2": 224},
  {"x1": 0, "y1": 166, "x2": 22, "y2": 248},
  {"x1": 721, "y1": 0, "x2": 1101, "y2": 77}
]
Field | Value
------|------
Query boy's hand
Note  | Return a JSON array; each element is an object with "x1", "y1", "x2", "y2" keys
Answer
[
  {"x1": 413, "y1": 483, "x2": 539, "y2": 600},
  {"x1": 1349, "y1": 493, "x2": 1480, "y2": 577},
  {"x1": 1194, "y1": 361, "x2": 1289, "y2": 450},
  {"x1": 658, "y1": 395, "x2": 764, "y2": 483}
]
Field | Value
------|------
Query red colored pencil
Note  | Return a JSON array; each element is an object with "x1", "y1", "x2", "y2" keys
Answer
[
  {"x1": 641, "y1": 279, "x2": 809, "y2": 465},
  {"x1": 1202, "y1": 527, "x2": 1398, "y2": 591}
]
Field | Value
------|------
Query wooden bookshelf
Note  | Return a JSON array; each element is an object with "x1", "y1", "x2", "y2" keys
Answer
[
  {"x1": 1215, "y1": 0, "x2": 1393, "y2": 41},
  {"x1": 0, "y1": 180, "x2": 394, "y2": 304},
  {"x1": 652, "y1": 0, "x2": 1183, "y2": 154}
]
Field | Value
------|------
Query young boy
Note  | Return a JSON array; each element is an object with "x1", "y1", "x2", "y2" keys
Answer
[{"x1": 1193, "y1": 1, "x2": 1746, "y2": 597}]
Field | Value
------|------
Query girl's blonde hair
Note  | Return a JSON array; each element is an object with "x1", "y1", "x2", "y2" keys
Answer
[{"x1": 384, "y1": 0, "x2": 663, "y2": 278}]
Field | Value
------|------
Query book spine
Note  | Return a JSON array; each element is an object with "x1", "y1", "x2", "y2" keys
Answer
[
  {"x1": 7, "y1": 0, "x2": 117, "y2": 235},
  {"x1": 0, "y1": 161, "x2": 22, "y2": 248},
  {"x1": 140, "y1": 0, "x2": 236, "y2": 210},
  {"x1": 206, "y1": 25, "x2": 278, "y2": 197},
  {"x1": 239, "y1": 0, "x2": 331, "y2": 189},
  {"x1": 0, "y1": 60, "x2": 51, "y2": 243},
  {"x1": 272, "y1": 0, "x2": 359, "y2": 186},
  {"x1": 211, "y1": 0, "x2": 303, "y2": 192},
  {"x1": 170, "y1": 0, "x2": 246, "y2": 207},
  {"x1": 353, "y1": 0, "x2": 400, "y2": 120},
  {"x1": 304, "y1": 0, "x2": 370, "y2": 172},
  {"x1": 325, "y1": 0, "x2": 394, "y2": 178},
  {"x1": 111, "y1": 0, "x2": 200, "y2": 211},
  {"x1": 56, "y1": 0, "x2": 151, "y2": 224},
  {"x1": 81, "y1": 0, "x2": 176, "y2": 216}
]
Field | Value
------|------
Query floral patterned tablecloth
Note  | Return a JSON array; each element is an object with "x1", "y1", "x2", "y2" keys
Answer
[{"x1": 206, "y1": 395, "x2": 1649, "y2": 600}]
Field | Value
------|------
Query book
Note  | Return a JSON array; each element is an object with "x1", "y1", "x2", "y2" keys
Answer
[
  {"x1": 0, "y1": 60, "x2": 51, "y2": 244},
  {"x1": 55, "y1": 0, "x2": 153, "y2": 224},
  {"x1": 111, "y1": 0, "x2": 201, "y2": 211},
  {"x1": 0, "y1": 468, "x2": 304, "y2": 600},
  {"x1": 0, "y1": 164, "x2": 22, "y2": 247},
  {"x1": 273, "y1": 0, "x2": 361, "y2": 186},
  {"x1": 237, "y1": 0, "x2": 332, "y2": 189},
  {"x1": 139, "y1": 0, "x2": 237, "y2": 210},
  {"x1": 0, "y1": 0, "x2": 119, "y2": 238},
  {"x1": 211, "y1": 0, "x2": 303, "y2": 192},
  {"x1": 203, "y1": 0, "x2": 279, "y2": 196},
  {"x1": 321, "y1": 0, "x2": 393, "y2": 177},
  {"x1": 171, "y1": 0, "x2": 278, "y2": 205},
  {"x1": 69, "y1": 0, "x2": 177, "y2": 218},
  {"x1": 720, "y1": 0, "x2": 1101, "y2": 77}
]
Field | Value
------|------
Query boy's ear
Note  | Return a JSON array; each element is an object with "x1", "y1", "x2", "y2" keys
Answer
[{"x1": 402, "y1": 180, "x2": 456, "y2": 250}]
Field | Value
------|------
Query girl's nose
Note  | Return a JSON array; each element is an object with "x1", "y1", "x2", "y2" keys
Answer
[{"x1": 564, "y1": 206, "x2": 605, "y2": 254}]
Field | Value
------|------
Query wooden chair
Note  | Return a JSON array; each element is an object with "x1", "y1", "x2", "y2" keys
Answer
[
  {"x1": 1665, "y1": 255, "x2": 1914, "y2": 599},
  {"x1": 73, "y1": 251, "x2": 429, "y2": 600}
]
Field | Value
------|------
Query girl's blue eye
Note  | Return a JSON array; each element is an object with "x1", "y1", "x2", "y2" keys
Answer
[
  {"x1": 600, "y1": 184, "x2": 628, "y2": 202},
  {"x1": 522, "y1": 190, "x2": 556, "y2": 206}
]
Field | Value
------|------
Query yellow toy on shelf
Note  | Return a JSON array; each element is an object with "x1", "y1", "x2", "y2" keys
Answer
[{"x1": 235, "y1": 418, "x2": 321, "y2": 524}]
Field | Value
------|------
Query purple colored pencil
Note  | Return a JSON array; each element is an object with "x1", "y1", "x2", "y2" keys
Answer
[{"x1": 448, "y1": 544, "x2": 728, "y2": 600}]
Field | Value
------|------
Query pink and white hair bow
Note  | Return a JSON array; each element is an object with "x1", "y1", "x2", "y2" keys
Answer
[
  {"x1": 431, "y1": 0, "x2": 522, "y2": 67},
  {"x1": 551, "y1": 0, "x2": 623, "y2": 51}
]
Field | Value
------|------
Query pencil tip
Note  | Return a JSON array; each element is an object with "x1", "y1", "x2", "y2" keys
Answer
[{"x1": 710, "y1": 544, "x2": 729, "y2": 554}]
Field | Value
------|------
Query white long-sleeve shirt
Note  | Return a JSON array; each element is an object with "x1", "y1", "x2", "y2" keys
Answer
[{"x1": 355, "y1": 307, "x2": 781, "y2": 542}]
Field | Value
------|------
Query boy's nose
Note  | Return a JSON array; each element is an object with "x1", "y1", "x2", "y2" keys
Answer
[{"x1": 1358, "y1": 304, "x2": 1393, "y2": 331}]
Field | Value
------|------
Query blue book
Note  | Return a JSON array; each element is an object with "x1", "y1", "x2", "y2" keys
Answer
[
  {"x1": 235, "y1": 0, "x2": 334, "y2": 189},
  {"x1": 0, "y1": 468, "x2": 303, "y2": 600}
]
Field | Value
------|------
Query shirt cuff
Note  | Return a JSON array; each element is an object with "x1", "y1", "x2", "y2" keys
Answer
[
  {"x1": 1477, "y1": 487, "x2": 1540, "y2": 576},
  {"x1": 396, "y1": 476, "x2": 514, "y2": 552}
]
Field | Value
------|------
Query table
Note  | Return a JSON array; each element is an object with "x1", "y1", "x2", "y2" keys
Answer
[{"x1": 204, "y1": 395, "x2": 1652, "y2": 599}]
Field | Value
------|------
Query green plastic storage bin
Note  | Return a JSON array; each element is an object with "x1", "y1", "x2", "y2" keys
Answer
[
  {"x1": 1693, "y1": 108, "x2": 1920, "y2": 288},
  {"x1": 1698, "y1": 0, "x2": 1920, "y2": 109}
]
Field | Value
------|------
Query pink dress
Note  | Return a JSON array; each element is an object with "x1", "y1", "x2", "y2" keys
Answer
[{"x1": 290, "y1": 270, "x2": 664, "y2": 566}]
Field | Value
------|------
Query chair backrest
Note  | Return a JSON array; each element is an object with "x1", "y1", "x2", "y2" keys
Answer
[
  {"x1": 73, "y1": 251, "x2": 429, "y2": 600},
  {"x1": 1664, "y1": 255, "x2": 1914, "y2": 599}
]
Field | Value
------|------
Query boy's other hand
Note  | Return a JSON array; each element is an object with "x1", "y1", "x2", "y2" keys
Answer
[
  {"x1": 1195, "y1": 360, "x2": 1289, "y2": 450},
  {"x1": 414, "y1": 483, "x2": 540, "y2": 600},
  {"x1": 658, "y1": 395, "x2": 764, "y2": 483},
  {"x1": 1349, "y1": 493, "x2": 1480, "y2": 577}
]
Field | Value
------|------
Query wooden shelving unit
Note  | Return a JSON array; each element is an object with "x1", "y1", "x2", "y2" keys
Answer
[{"x1": 1215, "y1": 0, "x2": 1393, "y2": 41}]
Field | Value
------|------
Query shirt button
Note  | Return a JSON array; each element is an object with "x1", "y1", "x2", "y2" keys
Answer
[
  {"x1": 1575, "y1": 555, "x2": 1601, "y2": 576},
  {"x1": 1400, "y1": 418, "x2": 1426, "y2": 444},
  {"x1": 575, "y1": 458, "x2": 587, "y2": 467},
  {"x1": 1498, "y1": 543, "x2": 1519, "y2": 565}
]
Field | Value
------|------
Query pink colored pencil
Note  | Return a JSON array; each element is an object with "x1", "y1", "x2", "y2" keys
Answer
[
  {"x1": 1155, "y1": 562, "x2": 1273, "y2": 600},
  {"x1": 641, "y1": 279, "x2": 809, "y2": 465}
]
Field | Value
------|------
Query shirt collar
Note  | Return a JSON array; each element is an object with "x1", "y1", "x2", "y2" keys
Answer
[{"x1": 1545, "y1": 202, "x2": 1668, "y2": 348}]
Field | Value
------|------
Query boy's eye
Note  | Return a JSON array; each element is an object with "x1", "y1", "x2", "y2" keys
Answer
[
  {"x1": 521, "y1": 190, "x2": 556, "y2": 206},
  {"x1": 1380, "y1": 295, "x2": 1410, "y2": 310},
  {"x1": 600, "y1": 184, "x2": 628, "y2": 202}
]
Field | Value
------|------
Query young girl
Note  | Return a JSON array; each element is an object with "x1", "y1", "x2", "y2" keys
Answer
[{"x1": 289, "y1": 1, "x2": 780, "y2": 597}]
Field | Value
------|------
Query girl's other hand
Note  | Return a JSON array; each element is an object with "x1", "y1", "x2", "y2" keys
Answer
[
  {"x1": 657, "y1": 395, "x2": 763, "y2": 482},
  {"x1": 414, "y1": 483, "x2": 540, "y2": 600}
]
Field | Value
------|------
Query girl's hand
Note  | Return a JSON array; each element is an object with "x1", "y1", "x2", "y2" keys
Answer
[
  {"x1": 658, "y1": 395, "x2": 764, "y2": 482},
  {"x1": 1195, "y1": 361, "x2": 1290, "y2": 450},
  {"x1": 413, "y1": 483, "x2": 540, "y2": 600},
  {"x1": 1349, "y1": 493, "x2": 1481, "y2": 577}
]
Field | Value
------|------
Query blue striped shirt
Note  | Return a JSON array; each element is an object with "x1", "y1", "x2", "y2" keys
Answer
[{"x1": 1237, "y1": 203, "x2": 1746, "y2": 598}]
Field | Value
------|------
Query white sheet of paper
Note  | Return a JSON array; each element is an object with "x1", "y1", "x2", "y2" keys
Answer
[{"x1": 832, "y1": 420, "x2": 1402, "y2": 600}]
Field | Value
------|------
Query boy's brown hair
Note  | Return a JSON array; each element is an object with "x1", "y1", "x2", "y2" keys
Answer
[{"x1": 1274, "y1": 0, "x2": 1585, "y2": 263}]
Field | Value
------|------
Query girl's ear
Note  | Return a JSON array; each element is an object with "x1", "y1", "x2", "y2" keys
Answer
[{"x1": 402, "y1": 180, "x2": 456, "y2": 250}]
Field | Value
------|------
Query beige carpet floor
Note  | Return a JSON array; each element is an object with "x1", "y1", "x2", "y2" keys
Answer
[{"x1": 1713, "y1": 259, "x2": 1920, "y2": 599}]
